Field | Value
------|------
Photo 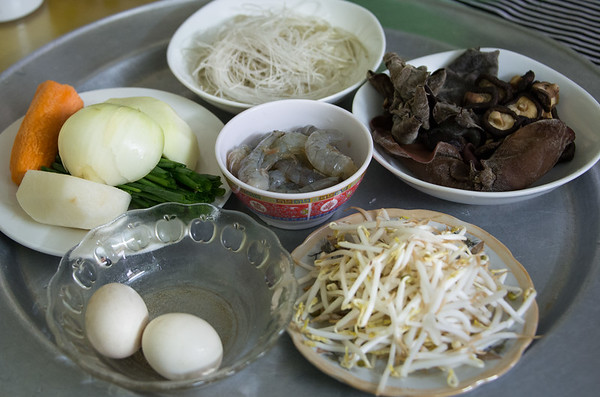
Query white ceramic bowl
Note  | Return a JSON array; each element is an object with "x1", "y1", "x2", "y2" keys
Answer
[
  {"x1": 0, "y1": 0, "x2": 43, "y2": 22},
  {"x1": 352, "y1": 48, "x2": 600, "y2": 205},
  {"x1": 167, "y1": 0, "x2": 385, "y2": 114},
  {"x1": 215, "y1": 99, "x2": 373, "y2": 229}
]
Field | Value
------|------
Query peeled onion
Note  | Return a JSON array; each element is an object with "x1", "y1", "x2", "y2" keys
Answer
[
  {"x1": 58, "y1": 103, "x2": 164, "y2": 186},
  {"x1": 105, "y1": 96, "x2": 199, "y2": 169}
]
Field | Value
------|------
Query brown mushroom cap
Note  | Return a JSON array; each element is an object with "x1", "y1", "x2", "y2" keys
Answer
[
  {"x1": 506, "y1": 94, "x2": 542, "y2": 121},
  {"x1": 476, "y1": 73, "x2": 513, "y2": 103},
  {"x1": 532, "y1": 81, "x2": 560, "y2": 111},
  {"x1": 463, "y1": 86, "x2": 498, "y2": 109},
  {"x1": 482, "y1": 106, "x2": 521, "y2": 138},
  {"x1": 509, "y1": 70, "x2": 535, "y2": 92}
]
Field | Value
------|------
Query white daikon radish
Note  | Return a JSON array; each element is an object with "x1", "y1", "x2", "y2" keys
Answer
[
  {"x1": 16, "y1": 170, "x2": 131, "y2": 230},
  {"x1": 58, "y1": 103, "x2": 164, "y2": 186},
  {"x1": 105, "y1": 96, "x2": 199, "y2": 169}
]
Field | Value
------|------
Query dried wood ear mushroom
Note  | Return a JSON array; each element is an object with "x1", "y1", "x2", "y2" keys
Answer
[
  {"x1": 473, "y1": 119, "x2": 575, "y2": 191},
  {"x1": 367, "y1": 48, "x2": 575, "y2": 192}
]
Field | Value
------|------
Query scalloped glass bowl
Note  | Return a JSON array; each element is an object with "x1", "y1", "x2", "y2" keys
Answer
[{"x1": 45, "y1": 203, "x2": 298, "y2": 392}]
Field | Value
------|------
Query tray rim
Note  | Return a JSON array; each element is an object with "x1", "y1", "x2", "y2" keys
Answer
[{"x1": 0, "y1": 0, "x2": 598, "y2": 396}]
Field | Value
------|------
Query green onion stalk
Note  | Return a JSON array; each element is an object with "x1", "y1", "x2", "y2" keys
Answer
[{"x1": 42, "y1": 156, "x2": 226, "y2": 209}]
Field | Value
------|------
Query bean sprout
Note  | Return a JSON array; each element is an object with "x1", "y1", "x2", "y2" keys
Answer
[{"x1": 292, "y1": 209, "x2": 536, "y2": 394}]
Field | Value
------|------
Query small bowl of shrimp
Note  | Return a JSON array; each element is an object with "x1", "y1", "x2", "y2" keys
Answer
[{"x1": 215, "y1": 99, "x2": 373, "y2": 230}]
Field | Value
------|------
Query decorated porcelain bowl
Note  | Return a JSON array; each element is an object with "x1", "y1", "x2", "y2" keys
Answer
[{"x1": 215, "y1": 99, "x2": 373, "y2": 230}]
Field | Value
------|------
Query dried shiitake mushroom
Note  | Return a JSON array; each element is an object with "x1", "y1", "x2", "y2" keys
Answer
[
  {"x1": 475, "y1": 73, "x2": 513, "y2": 103},
  {"x1": 463, "y1": 86, "x2": 498, "y2": 109},
  {"x1": 509, "y1": 70, "x2": 535, "y2": 92},
  {"x1": 531, "y1": 81, "x2": 560, "y2": 111},
  {"x1": 482, "y1": 106, "x2": 521, "y2": 137},
  {"x1": 506, "y1": 94, "x2": 542, "y2": 121}
]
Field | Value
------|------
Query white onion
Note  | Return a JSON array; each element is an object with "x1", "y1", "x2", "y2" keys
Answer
[
  {"x1": 105, "y1": 96, "x2": 199, "y2": 169},
  {"x1": 58, "y1": 103, "x2": 164, "y2": 186}
]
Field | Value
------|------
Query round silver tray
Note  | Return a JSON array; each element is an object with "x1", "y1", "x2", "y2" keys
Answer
[{"x1": 1, "y1": 0, "x2": 599, "y2": 396}]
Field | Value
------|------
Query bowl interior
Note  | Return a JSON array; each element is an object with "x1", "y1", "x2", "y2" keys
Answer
[
  {"x1": 167, "y1": 0, "x2": 385, "y2": 113},
  {"x1": 46, "y1": 203, "x2": 297, "y2": 391},
  {"x1": 352, "y1": 48, "x2": 600, "y2": 205},
  {"x1": 216, "y1": 99, "x2": 373, "y2": 190}
]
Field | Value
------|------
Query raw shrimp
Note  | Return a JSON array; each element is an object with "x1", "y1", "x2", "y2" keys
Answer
[
  {"x1": 305, "y1": 128, "x2": 357, "y2": 179},
  {"x1": 226, "y1": 144, "x2": 250, "y2": 176},
  {"x1": 228, "y1": 126, "x2": 355, "y2": 193},
  {"x1": 237, "y1": 130, "x2": 284, "y2": 189},
  {"x1": 262, "y1": 131, "x2": 309, "y2": 169},
  {"x1": 274, "y1": 157, "x2": 327, "y2": 186},
  {"x1": 295, "y1": 125, "x2": 319, "y2": 136},
  {"x1": 271, "y1": 131, "x2": 308, "y2": 157},
  {"x1": 297, "y1": 176, "x2": 340, "y2": 192},
  {"x1": 269, "y1": 170, "x2": 340, "y2": 194},
  {"x1": 268, "y1": 169, "x2": 289, "y2": 191},
  {"x1": 269, "y1": 157, "x2": 341, "y2": 193}
]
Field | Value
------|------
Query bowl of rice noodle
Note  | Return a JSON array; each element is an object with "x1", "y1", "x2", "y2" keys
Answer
[{"x1": 167, "y1": 0, "x2": 386, "y2": 114}]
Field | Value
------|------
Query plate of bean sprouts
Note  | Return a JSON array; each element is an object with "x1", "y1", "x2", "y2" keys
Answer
[{"x1": 289, "y1": 208, "x2": 538, "y2": 396}]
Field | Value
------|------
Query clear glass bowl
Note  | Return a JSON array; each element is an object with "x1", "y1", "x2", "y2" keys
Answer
[{"x1": 46, "y1": 203, "x2": 298, "y2": 392}]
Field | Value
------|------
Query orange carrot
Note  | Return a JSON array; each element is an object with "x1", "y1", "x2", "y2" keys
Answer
[{"x1": 9, "y1": 80, "x2": 84, "y2": 185}]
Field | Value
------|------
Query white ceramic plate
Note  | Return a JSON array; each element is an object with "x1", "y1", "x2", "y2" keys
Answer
[
  {"x1": 167, "y1": 0, "x2": 385, "y2": 114},
  {"x1": 289, "y1": 208, "x2": 539, "y2": 396},
  {"x1": 0, "y1": 87, "x2": 230, "y2": 257},
  {"x1": 352, "y1": 48, "x2": 600, "y2": 205}
]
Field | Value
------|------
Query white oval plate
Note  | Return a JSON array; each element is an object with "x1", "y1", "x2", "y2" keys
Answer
[
  {"x1": 0, "y1": 87, "x2": 230, "y2": 257},
  {"x1": 289, "y1": 208, "x2": 539, "y2": 396},
  {"x1": 352, "y1": 48, "x2": 600, "y2": 205},
  {"x1": 167, "y1": 0, "x2": 385, "y2": 114}
]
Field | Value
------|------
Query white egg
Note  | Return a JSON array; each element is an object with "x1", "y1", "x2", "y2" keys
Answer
[
  {"x1": 141, "y1": 313, "x2": 223, "y2": 381},
  {"x1": 84, "y1": 283, "x2": 149, "y2": 359}
]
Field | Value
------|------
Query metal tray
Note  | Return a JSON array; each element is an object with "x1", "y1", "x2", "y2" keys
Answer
[{"x1": 1, "y1": 0, "x2": 599, "y2": 395}]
